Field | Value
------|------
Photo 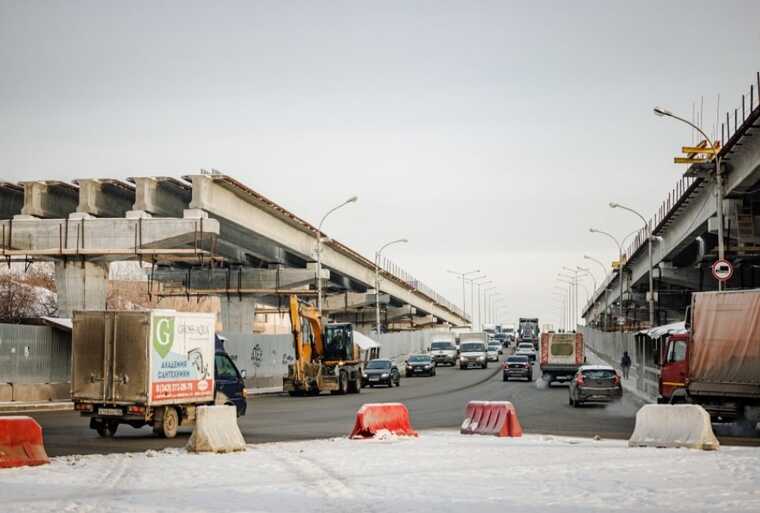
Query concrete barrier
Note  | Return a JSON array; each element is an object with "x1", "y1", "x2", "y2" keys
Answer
[
  {"x1": 628, "y1": 404, "x2": 719, "y2": 450},
  {"x1": 460, "y1": 401, "x2": 523, "y2": 437},
  {"x1": 0, "y1": 416, "x2": 49, "y2": 468},
  {"x1": 350, "y1": 403, "x2": 417, "y2": 438},
  {"x1": 186, "y1": 405, "x2": 246, "y2": 453},
  {"x1": 0, "y1": 384, "x2": 12, "y2": 402}
]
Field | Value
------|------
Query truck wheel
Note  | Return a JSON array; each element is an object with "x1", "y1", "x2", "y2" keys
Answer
[
  {"x1": 349, "y1": 377, "x2": 361, "y2": 394},
  {"x1": 96, "y1": 420, "x2": 118, "y2": 438},
  {"x1": 154, "y1": 407, "x2": 179, "y2": 438}
]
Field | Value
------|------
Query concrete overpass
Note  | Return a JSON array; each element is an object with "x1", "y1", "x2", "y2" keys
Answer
[
  {"x1": 0, "y1": 173, "x2": 468, "y2": 331},
  {"x1": 583, "y1": 72, "x2": 760, "y2": 329}
]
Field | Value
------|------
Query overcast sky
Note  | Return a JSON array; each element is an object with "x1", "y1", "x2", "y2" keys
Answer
[{"x1": 2, "y1": 1, "x2": 760, "y2": 327}]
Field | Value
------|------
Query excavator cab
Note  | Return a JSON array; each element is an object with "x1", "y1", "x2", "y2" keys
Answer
[{"x1": 324, "y1": 323, "x2": 355, "y2": 362}]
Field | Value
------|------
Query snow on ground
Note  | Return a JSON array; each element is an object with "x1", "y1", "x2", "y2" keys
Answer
[{"x1": 2, "y1": 431, "x2": 759, "y2": 513}]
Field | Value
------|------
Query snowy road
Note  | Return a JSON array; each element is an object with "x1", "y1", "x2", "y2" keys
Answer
[
  {"x1": 19, "y1": 357, "x2": 645, "y2": 456},
  {"x1": 2, "y1": 431, "x2": 760, "y2": 513}
]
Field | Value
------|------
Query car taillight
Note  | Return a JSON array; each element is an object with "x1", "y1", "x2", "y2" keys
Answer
[
  {"x1": 74, "y1": 403, "x2": 93, "y2": 412},
  {"x1": 613, "y1": 373, "x2": 621, "y2": 385},
  {"x1": 502, "y1": 362, "x2": 508, "y2": 369},
  {"x1": 575, "y1": 374, "x2": 585, "y2": 385},
  {"x1": 128, "y1": 405, "x2": 146, "y2": 415}
]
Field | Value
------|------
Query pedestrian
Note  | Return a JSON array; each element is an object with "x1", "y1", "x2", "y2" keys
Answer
[{"x1": 620, "y1": 351, "x2": 632, "y2": 379}]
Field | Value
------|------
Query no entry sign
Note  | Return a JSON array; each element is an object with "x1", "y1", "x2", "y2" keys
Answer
[{"x1": 711, "y1": 259, "x2": 734, "y2": 282}]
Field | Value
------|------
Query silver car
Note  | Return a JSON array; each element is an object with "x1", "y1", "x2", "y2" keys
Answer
[
  {"x1": 459, "y1": 342, "x2": 488, "y2": 369},
  {"x1": 487, "y1": 343, "x2": 501, "y2": 362},
  {"x1": 515, "y1": 342, "x2": 537, "y2": 362},
  {"x1": 429, "y1": 341, "x2": 457, "y2": 366}
]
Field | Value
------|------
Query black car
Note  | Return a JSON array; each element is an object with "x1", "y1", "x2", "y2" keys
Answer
[
  {"x1": 568, "y1": 365, "x2": 623, "y2": 407},
  {"x1": 405, "y1": 354, "x2": 436, "y2": 377},
  {"x1": 503, "y1": 355, "x2": 532, "y2": 382},
  {"x1": 361, "y1": 359, "x2": 401, "y2": 388}
]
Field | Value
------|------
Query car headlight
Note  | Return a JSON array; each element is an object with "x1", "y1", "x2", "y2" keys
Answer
[
  {"x1": 362, "y1": 373, "x2": 367, "y2": 378},
  {"x1": 478, "y1": 355, "x2": 485, "y2": 360},
  {"x1": 381, "y1": 373, "x2": 389, "y2": 378},
  {"x1": 425, "y1": 364, "x2": 432, "y2": 368}
]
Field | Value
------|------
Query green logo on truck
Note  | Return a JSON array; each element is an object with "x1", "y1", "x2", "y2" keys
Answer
[{"x1": 152, "y1": 316, "x2": 175, "y2": 358}]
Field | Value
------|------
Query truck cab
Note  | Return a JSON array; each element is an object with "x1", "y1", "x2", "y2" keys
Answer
[
  {"x1": 659, "y1": 332, "x2": 689, "y2": 403},
  {"x1": 214, "y1": 335, "x2": 247, "y2": 416}
]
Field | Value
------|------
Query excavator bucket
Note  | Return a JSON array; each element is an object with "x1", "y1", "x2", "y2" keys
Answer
[{"x1": 349, "y1": 403, "x2": 418, "y2": 438}]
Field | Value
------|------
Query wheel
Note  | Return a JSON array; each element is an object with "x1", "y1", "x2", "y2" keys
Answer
[
  {"x1": 154, "y1": 407, "x2": 179, "y2": 438},
  {"x1": 527, "y1": 373, "x2": 533, "y2": 382},
  {"x1": 503, "y1": 375, "x2": 508, "y2": 382},
  {"x1": 406, "y1": 372, "x2": 412, "y2": 378},
  {"x1": 483, "y1": 362, "x2": 488, "y2": 369},
  {"x1": 568, "y1": 395, "x2": 574, "y2": 406},
  {"x1": 347, "y1": 376, "x2": 359, "y2": 394},
  {"x1": 460, "y1": 364, "x2": 466, "y2": 370},
  {"x1": 338, "y1": 373, "x2": 349, "y2": 394},
  {"x1": 431, "y1": 369, "x2": 436, "y2": 377},
  {"x1": 96, "y1": 420, "x2": 118, "y2": 438}
]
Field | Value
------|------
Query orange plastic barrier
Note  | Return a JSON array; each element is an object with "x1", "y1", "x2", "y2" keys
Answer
[
  {"x1": 0, "y1": 416, "x2": 49, "y2": 468},
  {"x1": 460, "y1": 401, "x2": 523, "y2": 437},
  {"x1": 349, "y1": 403, "x2": 418, "y2": 438}
]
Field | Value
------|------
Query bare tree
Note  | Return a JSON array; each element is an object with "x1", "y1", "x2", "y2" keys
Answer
[{"x1": 0, "y1": 270, "x2": 57, "y2": 322}]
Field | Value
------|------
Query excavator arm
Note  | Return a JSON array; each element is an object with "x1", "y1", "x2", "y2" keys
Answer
[{"x1": 289, "y1": 295, "x2": 325, "y2": 382}]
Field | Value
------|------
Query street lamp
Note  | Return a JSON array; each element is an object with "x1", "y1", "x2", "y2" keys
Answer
[
  {"x1": 655, "y1": 106, "x2": 725, "y2": 288},
  {"x1": 473, "y1": 279, "x2": 492, "y2": 330},
  {"x1": 316, "y1": 195, "x2": 358, "y2": 315},
  {"x1": 375, "y1": 238, "x2": 408, "y2": 335},
  {"x1": 610, "y1": 202, "x2": 655, "y2": 327},
  {"x1": 482, "y1": 286, "x2": 496, "y2": 325},
  {"x1": 590, "y1": 227, "x2": 625, "y2": 329},
  {"x1": 465, "y1": 274, "x2": 487, "y2": 329},
  {"x1": 448, "y1": 269, "x2": 480, "y2": 322}
]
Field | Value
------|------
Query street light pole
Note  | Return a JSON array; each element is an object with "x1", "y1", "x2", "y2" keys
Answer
[
  {"x1": 375, "y1": 238, "x2": 408, "y2": 335},
  {"x1": 448, "y1": 269, "x2": 480, "y2": 324},
  {"x1": 482, "y1": 286, "x2": 496, "y2": 327},
  {"x1": 474, "y1": 279, "x2": 492, "y2": 330},
  {"x1": 316, "y1": 195, "x2": 358, "y2": 315},
  {"x1": 590, "y1": 228, "x2": 624, "y2": 329},
  {"x1": 610, "y1": 202, "x2": 655, "y2": 327},
  {"x1": 655, "y1": 106, "x2": 724, "y2": 290}
]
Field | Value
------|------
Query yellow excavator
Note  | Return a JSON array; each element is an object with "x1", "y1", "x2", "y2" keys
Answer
[{"x1": 283, "y1": 295, "x2": 363, "y2": 396}]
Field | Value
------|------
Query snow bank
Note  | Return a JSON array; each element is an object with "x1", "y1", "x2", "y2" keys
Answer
[
  {"x1": 2, "y1": 432, "x2": 759, "y2": 513},
  {"x1": 629, "y1": 404, "x2": 720, "y2": 450}
]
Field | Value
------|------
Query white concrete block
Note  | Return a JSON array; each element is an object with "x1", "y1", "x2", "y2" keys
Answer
[{"x1": 628, "y1": 404, "x2": 719, "y2": 450}]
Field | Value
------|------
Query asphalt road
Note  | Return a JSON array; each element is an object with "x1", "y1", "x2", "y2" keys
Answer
[{"x1": 18, "y1": 355, "x2": 645, "y2": 457}]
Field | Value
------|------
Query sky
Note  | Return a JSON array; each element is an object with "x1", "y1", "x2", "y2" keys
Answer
[{"x1": 2, "y1": 0, "x2": 760, "y2": 328}]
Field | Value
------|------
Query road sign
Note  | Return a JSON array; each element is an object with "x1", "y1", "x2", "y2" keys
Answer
[{"x1": 711, "y1": 259, "x2": 733, "y2": 282}]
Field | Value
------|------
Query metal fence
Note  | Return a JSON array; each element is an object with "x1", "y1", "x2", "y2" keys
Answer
[{"x1": 0, "y1": 323, "x2": 71, "y2": 384}]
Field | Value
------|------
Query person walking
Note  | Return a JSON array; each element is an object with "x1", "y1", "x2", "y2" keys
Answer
[{"x1": 620, "y1": 351, "x2": 632, "y2": 379}]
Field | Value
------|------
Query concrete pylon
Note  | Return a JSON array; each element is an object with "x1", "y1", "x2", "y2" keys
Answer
[{"x1": 54, "y1": 261, "x2": 109, "y2": 317}]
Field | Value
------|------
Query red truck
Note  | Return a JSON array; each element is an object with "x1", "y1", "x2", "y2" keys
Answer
[{"x1": 659, "y1": 290, "x2": 760, "y2": 425}]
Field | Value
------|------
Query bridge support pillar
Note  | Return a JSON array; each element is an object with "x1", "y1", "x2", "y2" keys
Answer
[
  {"x1": 54, "y1": 261, "x2": 109, "y2": 317},
  {"x1": 219, "y1": 296, "x2": 257, "y2": 334}
]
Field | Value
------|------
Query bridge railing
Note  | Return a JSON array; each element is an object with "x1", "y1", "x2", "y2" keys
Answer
[{"x1": 378, "y1": 255, "x2": 468, "y2": 321}]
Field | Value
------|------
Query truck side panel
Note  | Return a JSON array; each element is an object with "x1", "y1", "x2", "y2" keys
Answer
[
  {"x1": 691, "y1": 291, "x2": 760, "y2": 386},
  {"x1": 148, "y1": 312, "x2": 216, "y2": 406}
]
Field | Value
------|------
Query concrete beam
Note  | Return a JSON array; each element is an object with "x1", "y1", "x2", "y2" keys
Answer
[
  {"x1": 75, "y1": 179, "x2": 135, "y2": 217},
  {"x1": 129, "y1": 177, "x2": 192, "y2": 217},
  {"x1": 187, "y1": 174, "x2": 467, "y2": 326},
  {"x1": 0, "y1": 216, "x2": 219, "y2": 259},
  {"x1": 323, "y1": 291, "x2": 390, "y2": 312},
  {"x1": 0, "y1": 182, "x2": 24, "y2": 219},
  {"x1": 19, "y1": 181, "x2": 79, "y2": 218},
  {"x1": 153, "y1": 266, "x2": 326, "y2": 292}
]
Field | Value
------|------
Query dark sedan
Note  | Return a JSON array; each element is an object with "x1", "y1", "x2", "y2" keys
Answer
[
  {"x1": 502, "y1": 355, "x2": 532, "y2": 382},
  {"x1": 568, "y1": 365, "x2": 622, "y2": 407},
  {"x1": 405, "y1": 354, "x2": 436, "y2": 377},
  {"x1": 361, "y1": 359, "x2": 401, "y2": 388}
]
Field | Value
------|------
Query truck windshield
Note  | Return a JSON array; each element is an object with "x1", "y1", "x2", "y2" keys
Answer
[
  {"x1": 550, "y1": 343, "x2": 574, "y2": 356},
  {"x1": 431, "y1": 342, "x2": 454, "y2": 350},
  {"x1": 460, "y1": 343, "x2": 484, "y2": 352}
]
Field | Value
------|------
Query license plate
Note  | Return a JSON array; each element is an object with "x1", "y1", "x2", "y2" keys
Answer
[
  {"x1": 369, "y1": 377, "x2": 380, "y2": 381},
  {"x1": 414, "y1": 368, "x2": 424, "y2": 372},
  {"x1": 98, "y1": 408, "x2": 123, "y2": 416}
]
